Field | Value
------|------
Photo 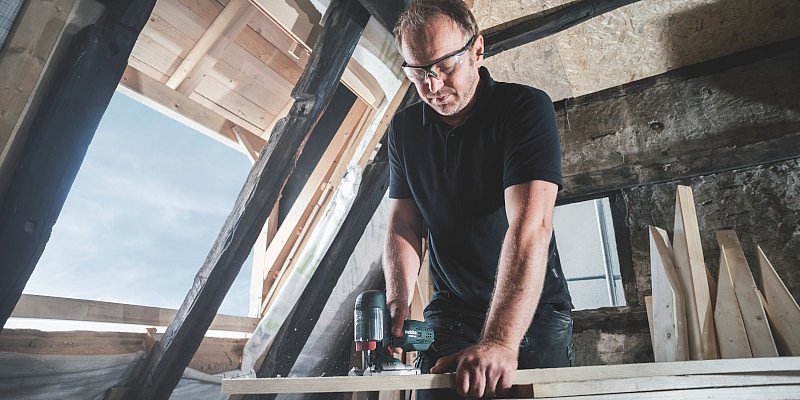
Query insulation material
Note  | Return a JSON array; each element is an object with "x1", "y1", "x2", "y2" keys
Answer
[
  {"x1": 473, "y1": 0, "x2": 800, "y2": 101},
  {"x1": 239, "y1": 165, "x2": 363, "y2": 375}
]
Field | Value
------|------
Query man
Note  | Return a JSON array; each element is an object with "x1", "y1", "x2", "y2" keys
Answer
[{"x1": 383, "y1": 0, "x2": 574, "y2": 398}]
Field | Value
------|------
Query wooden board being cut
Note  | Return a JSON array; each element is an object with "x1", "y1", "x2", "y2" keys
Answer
[
  {"x1": 648, "y1": 226, "x2": 689, "y2": 362},
  {"x1": 671, "y1": 185, "x2": 718, "y2": 360},
  {"x1": 714, "y1": 249, "x2": 752, "y2": 359},
  {"x1": 716, "y1": 230, "x2": 778, "y2": 358},
  {"x1": 221, "y1": 357, "x2": 800, "y2": 395},
  {"x1": 757, "y1": 245, "x2": 800, "y2": 355}
]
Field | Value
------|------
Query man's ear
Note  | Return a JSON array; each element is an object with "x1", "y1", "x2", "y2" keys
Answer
[{"x1": 474, "y1": 34, "x2": 485, "y2": 64}]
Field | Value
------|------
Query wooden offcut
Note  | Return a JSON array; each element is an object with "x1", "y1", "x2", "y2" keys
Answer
[
  {"x1": 716, "y1": 230, "x2": 778, "y2": 358},
  {"x1": 714, "y1": 250, "x2": 752, "y2": 359},
  {"x1": 648, "y1": 226, "x2": 689, "y2": 362},
  {"x1": 671, "y1": 185, "x2": 718, "y2": 360},
  {"x1": 757, "y1": 245, "x2": 800, "y2": 355}
]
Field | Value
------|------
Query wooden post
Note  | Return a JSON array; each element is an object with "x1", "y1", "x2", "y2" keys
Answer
[
  {"x1": 121, "y1": 1, "x2": 370, "y2": 399},
  {"x1": 0, "y1": 0, "x2": 157, "y2": 331}
]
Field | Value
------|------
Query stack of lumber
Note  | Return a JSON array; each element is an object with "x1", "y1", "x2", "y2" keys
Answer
[
  {"x1": 647, "y1": 185, "x2": 800, "y2": 362},
  {"x1": 221, "y1": 357, "x2": 800, "y2": 398}
]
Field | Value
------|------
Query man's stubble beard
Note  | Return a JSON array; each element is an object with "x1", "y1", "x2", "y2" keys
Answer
[{"x1": 429, "y1": 61, "x2": 479, "y2": 117}]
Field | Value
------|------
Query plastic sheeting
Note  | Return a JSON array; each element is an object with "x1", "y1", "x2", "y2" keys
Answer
[
  {"x1": 0, "y1": 351, "x2": 238, "y2": 400},
  {"x1": 239, "y1": 165, "x2": 363, "y2": 375}
]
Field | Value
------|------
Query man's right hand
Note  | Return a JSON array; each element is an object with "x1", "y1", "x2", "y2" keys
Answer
[{"x1": 386, "y1": 298, "x2": 410, "y2": 338}]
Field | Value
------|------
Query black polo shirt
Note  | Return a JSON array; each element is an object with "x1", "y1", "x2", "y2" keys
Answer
[{"x1": 388, "y1": 67, "x2": 572, "y2": 316}]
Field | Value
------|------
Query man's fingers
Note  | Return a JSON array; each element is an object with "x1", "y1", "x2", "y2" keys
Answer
[
  {"x1": 430, "y1": 353, "x2": 459, "y2": 374},
  {"x1": 484, "y1": 369, "x2": 502, "y2": 398},
  {"x1": 498, "y1": 370, "x2": 514, "y2": 396},
  {"x1": 390, "y1": 312, "x2": 405, "y2": 337},
  {"x1": 455, "y1": 356, "x2": 470, "y2": 398},
  {"x1": 468, "y1": 368, "x2": 485, "y2": 399}
]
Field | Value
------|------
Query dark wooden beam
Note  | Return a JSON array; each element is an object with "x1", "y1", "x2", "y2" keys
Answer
[
  {"x1": 354, "y1": 0, "x2": 409, "y2": 34},
  {"x1": 0, "y1": 0, "x2": 156, "y2": 331},
  {"x1": 555, "y1": 37, "x2": 800, "y2": 202},
  {"x1": 121, "y1": 1, "x2": 370, "y2": 399},
  {"x1": 482, "y1": 0, "x2": 642, "y2": 57}
]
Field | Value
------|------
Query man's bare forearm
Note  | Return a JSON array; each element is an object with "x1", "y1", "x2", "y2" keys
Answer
[
  {"x1": 481, "y1": 221, "x2": 552, "y2": 350},
  {"x1": 383, "y1": 227, "x2": 422, "y2": 307}
]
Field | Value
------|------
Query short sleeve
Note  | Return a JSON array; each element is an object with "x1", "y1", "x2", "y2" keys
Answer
[
  {"x1": 388, "y1": 119, "x2": 412, "y2": 199},
  {"x1": 502, "y1": 88, "x2": 563, "y2": 190}
]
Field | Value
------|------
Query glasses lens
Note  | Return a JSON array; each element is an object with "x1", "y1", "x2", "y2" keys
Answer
[
  {"x1": 434, "y1": 54, "x2": 460, "y2": 75},
  {"x1": 403, "y1": 67, "x2": 428, "y2": 83}
]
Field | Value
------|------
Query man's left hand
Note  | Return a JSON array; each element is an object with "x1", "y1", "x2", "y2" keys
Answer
[{"x1": 430, "y1": 340, "x2": 519, "y2": 398}]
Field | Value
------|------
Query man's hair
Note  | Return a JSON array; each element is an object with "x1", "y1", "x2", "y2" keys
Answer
[{"x1": 393, "y1": 0, "x2": 479, "y2": 51}]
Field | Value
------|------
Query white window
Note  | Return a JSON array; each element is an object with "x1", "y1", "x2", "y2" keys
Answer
[{"x1": 553, "y1": 198, "x2": 625, "y2": 310}]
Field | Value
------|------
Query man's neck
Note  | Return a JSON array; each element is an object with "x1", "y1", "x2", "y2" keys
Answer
[{"x1": 439, "y1": 75, "x2": 483, "y2": 127}]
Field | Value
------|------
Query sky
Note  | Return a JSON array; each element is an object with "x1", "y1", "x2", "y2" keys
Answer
[{"x1": 18, "y1": 91, "x2": 255, "y2": 320}]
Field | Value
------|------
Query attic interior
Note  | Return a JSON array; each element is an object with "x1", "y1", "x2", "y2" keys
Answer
[{"x1": 0, "y1": 0, "x2": 799, "y2": 399}]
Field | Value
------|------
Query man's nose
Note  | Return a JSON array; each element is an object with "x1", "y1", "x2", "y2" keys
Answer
[{"x1": 426, "y1": 74, "x2": 444, "y2": 94}]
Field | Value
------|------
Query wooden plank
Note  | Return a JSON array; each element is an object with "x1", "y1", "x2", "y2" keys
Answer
[
  {"x1": 672, "y1": 185, "x2": 718, "y2": 360},
  {"x1": 11, "y1": 294, "x2": 259, "y2": 333},
  {"x1": 208, "y1": 48, "x2": 292, "y2": 115},
  {"x1": 121, "y1": 1, "x2": 370, "y2": 398},
  {"x1": 224, "y1": 356, "x2": 800, "y2": 394},
  {"x1": 244, "y1": 12, "x2": 310, "y2": 68},
  {"x1": 533, "y1": 385, "x2": 800, "y2": 400},
  {"x1": 0, "y1": 2, "x2": 157, "y2": 331},
  {"x1": 152, "y1": 0, "x2": 210, "y2": 40},
  {"x1": 118, "y1": 66, "x2": 263, "y2": 151},
  {"x1": 716, "y1": 230, "x2": 778, "y2": 358},
  {"x1": 535, "y1": 373, "x2": 800, "y2": 398},
  {"x1": 648, "y1": 226, "x2": 689, "y2": 362},
  {"x1": 166, "y1": 0, "x2": 252, "y2": 91},
  {"x1": 193, "y1": 74, "x2": 275, "y2": 130},
  {"x1": 235, "y1": 25, "x2": 304, "y2": 84},
  {"x1": 188, "y1": 89, "x2": 267, "y2": 134},
  {"x1": 757, "y1": 245, "x2": 800, "y2": 356},
  {"x1": 129, "y1": 33, "x2": 184, "y2": 77},
  {"x1": 714, "y1": 248, "x2": 752, "y2": 359}
]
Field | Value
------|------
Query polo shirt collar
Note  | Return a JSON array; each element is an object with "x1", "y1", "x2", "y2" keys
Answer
[{"x1": 421, "y1": 66, "x2": 496, "y2": 126}]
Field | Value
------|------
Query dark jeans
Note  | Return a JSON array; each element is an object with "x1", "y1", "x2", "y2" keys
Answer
[{"x1": 415, "y1": 303, "x2": 574, "y2": 399}]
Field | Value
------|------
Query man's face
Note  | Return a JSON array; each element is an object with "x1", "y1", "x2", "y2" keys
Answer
[{"x1": 400, "y1": 16, "x2": 483, "y2": 118}]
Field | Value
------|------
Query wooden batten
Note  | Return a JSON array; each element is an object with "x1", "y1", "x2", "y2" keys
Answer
[
  {"x1": 714, "y1": 250, "x2": 752, "y2": 359},
  {"x1": 10, "y1": 294, "x2": 259, "y2": 333},
  {"x1": 757, "y1": 246, "x2": 800, "y2": 355},
  {"x1": 671, "y1": 186, "x2": 718, "y2": 360},
  {"x1": 648, "y1": 226, "x2": 689, "y2": 362},
  {"x1": 716, "y1": 231, "x2": 778, "y2": 358}
]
